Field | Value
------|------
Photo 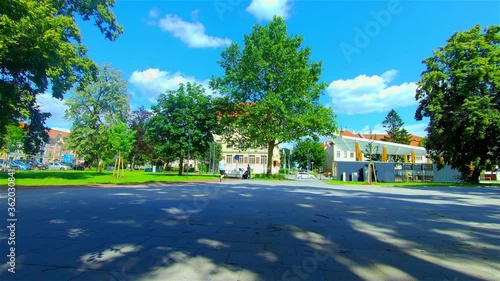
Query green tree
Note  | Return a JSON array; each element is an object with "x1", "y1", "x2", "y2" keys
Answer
[
  {"x1": 364, "y1": 128, "x2": 381, "y2": 161},
  {"x1": 292, "y1": 138, "x2": 327, "y2": 171},
  {"x1": 3, "y1": 124, "x2": 24, "y2": 154},
  {"x1": 128, "y1": 106, "x2": 153, "y2": 171},
  {"x1": 64, "y1": 65, "x2": 130, "y2": 169},
  {"x1": 415, "y1": 25, "x2": 500, "y2": 183},
  {"x1": 145, "y1": 82, "x2": 219, "y2": 176},
  {"x1": 210, "y1": 16, "x2": 337, "y2": 176},
  {"x1": 0, "y1": 0, "x2": 122, "y2": 151},
  {"x1": 107, "y1": 121, "x2": 136, "y2": 168},
  {"x1": 382, "y1": 109, "x2": 411, "y2": 145}
]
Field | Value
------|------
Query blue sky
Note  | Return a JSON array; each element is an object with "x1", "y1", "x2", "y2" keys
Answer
[{"x1": 38, "y1": 0, "x2": 499, "y2": 142}]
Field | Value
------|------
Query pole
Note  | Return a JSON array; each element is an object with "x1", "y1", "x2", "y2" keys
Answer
[
  {"x1": 308, "y1": 148, "x2": 311, "y2": 171},
  {"x1": 282, "y1": 149, "x2": 285, "y2": 176},
  {"x1": 212, "y1": 142, "x2": 215, "y2": 175},
  {"x1": 186, "y1": 132, "x2": 190, "y2": 178}
]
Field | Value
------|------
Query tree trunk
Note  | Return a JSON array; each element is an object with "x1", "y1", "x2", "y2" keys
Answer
[
  {"x1": 266, "y1": 140, "x2": 275, "y2": 177},
  {"x1": 470, "y1": 166, "x2": 481, "y2": 184},
  {"x1": 469, "y1": 159, "x2": 486, "y2": 184},
  {"x1": 179, "y1": 158, "x2": 183, "y2": 176},
  {"x1": 130, "y1": 156, "x2": 135, "y2": 172}
]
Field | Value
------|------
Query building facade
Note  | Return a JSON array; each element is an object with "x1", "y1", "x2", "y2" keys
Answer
[
  {"x1": 215, "y1": 134, "x2": 281, "y2": 174},
  {"x1": 40, "y1": 129, "x2": 73, "y2": 163},
  {"x1": 323, "y1": 131, "x2": 431, "y2": 175}
]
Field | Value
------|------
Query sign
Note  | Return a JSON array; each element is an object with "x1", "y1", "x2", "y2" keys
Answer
[
  {"x1": 62, "y1": 154, "x2": 73, "y2": 164},
  {"x1": 234, "y1": 155, "x2": 240, "y2": 161}
]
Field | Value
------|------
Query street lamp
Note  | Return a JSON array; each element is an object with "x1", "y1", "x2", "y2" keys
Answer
[
  {"x1": 186, "y1": 130, "x2": 191, "y2": 178},
  {"x1": 308, "y1": 148, "x2": 311, "y2": 172}
]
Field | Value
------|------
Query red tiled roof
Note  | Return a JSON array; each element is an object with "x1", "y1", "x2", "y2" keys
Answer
[
  {"x1": 47, "y1": 129, "x2": 69, "y2": 140},
  {"x1": 15, "y1": 122, "x2": 69, "y2": 141}
]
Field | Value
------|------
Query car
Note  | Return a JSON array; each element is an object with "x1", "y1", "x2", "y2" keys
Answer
[
  {"x1": 28, "y1": 159, "x2": 47, "y2": 170},
  {"x1": 47, "y1": 162, "x2": 71, "y2": 170},
  {"x1": 11, "y1": 160, "x2": 31, "y2": 170},
  {"x1": 296, "y1": 172, "x2": 315, "y2": 179},
  {"x1": 61, "y1": 162, "x2": 73, "y2": 169},
  {"x1": 71, "y1": 163, "x2": 85, "y2": 170}
]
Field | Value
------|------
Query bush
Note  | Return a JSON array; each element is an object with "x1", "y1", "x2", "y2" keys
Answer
[{"x1": 254, "y1": 173, "x2": 286, "y2": 180}]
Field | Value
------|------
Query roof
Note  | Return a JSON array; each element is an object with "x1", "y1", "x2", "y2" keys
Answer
[
  {"x1": 15, "y1": 122, "x2": 69, "y2": 141},
  {"x1": 332, "y1": 134, "x2": 428, "y2": 156},
  {"x1": 47, "y1": 129, "x2": 69, "y2": 141},
  {"x1": 340, "y1": 131, "x2": 423, "y2": 147}
]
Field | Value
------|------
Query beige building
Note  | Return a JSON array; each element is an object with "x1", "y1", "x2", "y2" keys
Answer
[
  {"x1": 214, "y1": 134, "x2": 281, "y2": 174},
  {"x1": 41, "y1": 129, "x2": 73, "y2": 163}
]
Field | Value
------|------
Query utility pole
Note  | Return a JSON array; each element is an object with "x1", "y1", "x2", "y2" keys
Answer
[
  {"x1": 283, "y1": 149, "x2": 286, "y2": 176},
  {"x1": 186, "y1": 131, "x2": 191, "y2": 178}
]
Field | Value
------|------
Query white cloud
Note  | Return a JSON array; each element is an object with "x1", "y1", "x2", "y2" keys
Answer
[
  {"x1": 326, "y1": 70, "x2": 418, "y2": 115},
  {"x1": 157, "y1": 11, "x2": 231, "y2": 48},
  {"x1": 360, "y1": 122, "x2": 428, "y2": 138},
  {"x1": 36, "y1": 93, "x2": 72, "y2": 131},
  {"x1": 246, "y1": 0, "x2": 292, "y2": 21},
  {"x1": 129, "y1": 68, "x2": 212, "y2": 103},
  {"x1": 405, "y1": 123, "x2": 428, "y2": 137},
  {"x1": 359, "y1": 124, "x2": 386, "y2": 135}
]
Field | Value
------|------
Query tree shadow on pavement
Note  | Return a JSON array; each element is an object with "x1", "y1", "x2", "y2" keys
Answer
[{"x1": 0, "y1": 182, "x2": 498, "y2": 280}]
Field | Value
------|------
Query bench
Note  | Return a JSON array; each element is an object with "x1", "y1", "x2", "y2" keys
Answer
[{"x1": 225, "y1": 169, "x2": 243, "y2": 178}]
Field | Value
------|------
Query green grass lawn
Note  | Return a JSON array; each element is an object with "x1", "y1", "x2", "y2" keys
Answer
[{"x1": 2, "y1": 170, "x2": 220, "y2": 187}]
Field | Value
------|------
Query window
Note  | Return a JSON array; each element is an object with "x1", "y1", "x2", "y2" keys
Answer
[
  {"x1": 261, "y1": 155, "x2": 267, "y2": 165},
  {"x1": 226, "y1": 155, "x2": 232, "y2": 164},
  {"x1": 336, "y1": 151, "x2": 340, "y2": 158},
  {"x1": 237, "y1": 155, "x2": 244, "y2": 164},
  {"x1": 350, "y1": 152, "x2": 354, "y2": 158},
  {"x1": 249, "y1": 155, "x2": 255, "y2": 164},
  {"x1": 344, "y1": 151, "x2": 347, "y2": 158}
]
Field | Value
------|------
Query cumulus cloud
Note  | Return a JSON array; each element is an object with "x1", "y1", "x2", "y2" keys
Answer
[
  {"x1": 246, "y1": 0, "x2": 292, "y2": 21},
  {"x1": 36, "y1": 93, "x2": 72, "y2": 130},
  {"x1": 359, "y1": 122, "x2": 428, "y2": 138},
  {"x1": 326, "y1": 70, "x2": 418, "y2": 115},
  {"x1": 157, "y1": 11, "x2": 231, "y2": 48},
  {"x1": 129, "y1": 68, "x2": 212, "y2": 103}
]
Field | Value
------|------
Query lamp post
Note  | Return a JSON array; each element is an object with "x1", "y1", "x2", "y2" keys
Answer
[
  {"x1": 186, "y1": 130, "x2": 191, "y2": 178},
  {"x1": 308, "y1": 148, "x2": 311, "y2": 172},
  {"x1": 282, "y1": 149, "x2": 286, "y2": 176}
]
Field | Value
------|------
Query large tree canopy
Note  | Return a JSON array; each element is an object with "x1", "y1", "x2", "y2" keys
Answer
[
  {"x1": 64, "y1": 65, "x2": 130, "y2": 168},
  {"x1": 0, "y1": 0, "x2": 122, "y2": 150},
  {"x1": 145, "y1": 82, "x2": 219, "y2": 175},
  {"x1": 210, "y1": 16, "x2": 337, "y2": 176},
  {"x1": 415, "y1": 24, "x2": 500, "y2": 183},
  {"x1": 128, "y1": 106, "x2": 153, "y2": 170}
]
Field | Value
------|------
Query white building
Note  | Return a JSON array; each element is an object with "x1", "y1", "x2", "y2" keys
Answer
[
  {"x1": 323, "y1": 131, "x2": 431, "y2": 173},
  {"x1": 215, "y1": 134, "x2": 281, "y2": 174}
]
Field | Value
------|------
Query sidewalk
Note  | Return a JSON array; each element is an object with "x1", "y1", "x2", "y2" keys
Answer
[{"x1": 0, "y1": 181, "x2": 498, "y2": 280}]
